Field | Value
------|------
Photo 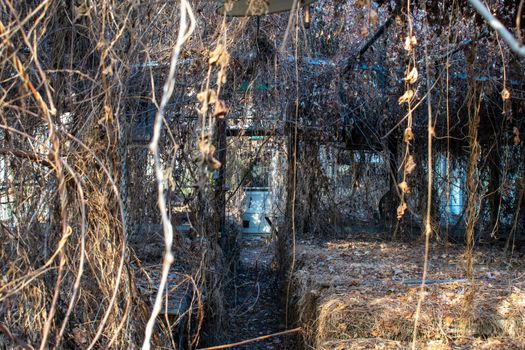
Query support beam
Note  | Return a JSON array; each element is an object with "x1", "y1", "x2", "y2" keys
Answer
[
  {"x1": 226, "y1": 127, "x2": 278, "y2": 137},
  {"x1": 343, "y1": 15, "x2": 394, "y2": 76}
]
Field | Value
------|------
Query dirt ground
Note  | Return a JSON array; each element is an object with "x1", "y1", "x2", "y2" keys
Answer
[{"x1": 221, "y1": 236, "x2": 291, "y2": 350}]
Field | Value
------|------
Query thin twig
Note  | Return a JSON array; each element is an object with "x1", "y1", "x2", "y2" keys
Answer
[{"x1": 197, "y1": 327, "x2": 302, "y2": 350}]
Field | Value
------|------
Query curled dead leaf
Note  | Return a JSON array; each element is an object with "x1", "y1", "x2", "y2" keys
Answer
[
  {"x1": 197, "y1": 90, "x2": 217, "y2": 105},
  {"x1": 218, "y1": 70, "x2": 227, "y2": 84},
  {"x1": 360, "y1": 26, "x2": 369, "y2": 37},
  {"x1": 209, "y1": 44, "x2": 224, "y2": 65},
  {"x1": 355, "y1": 0, "x2": 367, "y2": 8},
  {"x1": 214, "y1": 100, "x2": 228, "y2": 119},
  {"x1": 398, "y1": 90, "x2": 414, "y2": 104},
  {"x1": 209, "y1": 44, "x2": 230, "y2": 68},
  {"x1": 208, "y1": 90, "x2": 217, "y2": 104},
  {"x1": 395, "y1": 16, "x2": 403, "y2": 26},
  {"x1": 514, "y1": 127, "x2": 521, "y2": 145},
  {"x1": 404, "y1": 35, "x2": 417, "y2": 52},
  {"x1": 404, "y1": 66, "x2": 418, "y2": 84},
  {"x1": 405, "y1": 155, "x2": 416, "y2": 174},
  {"x1": 207, "y1": 156, "x2": 222, "y2": 170},
  {"x1": 397, "y1": 202, "x2": 407, "y2": 220},
  {"x1": 196, "y1": 91, "x2": 207, "y2": 104},
  {"x1": 217, "y1": 50, "x2": 230, "y2": 67},
  {"x1": 369, "y1": 9, "x2": 378, "y2": 27},
  {"x1": 398, "y1": 181, "x2": 410, "y2": 194},
  {"x1": 197, "y1": 136, "x2": 222, "y2": 171},
  {"x1": 501, "y1": 88, "x2": 511, "y2": 101},
  {"x1": 404, "y1": 127, "x2": 414, "y2": 143}
]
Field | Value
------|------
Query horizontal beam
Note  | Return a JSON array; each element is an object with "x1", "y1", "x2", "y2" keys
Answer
[
  {"x1": 0, "y1": 148, "x2": 52, "y2": 167},
  {"x1": 226, "y1": 128, "x2": 278, "y2": 137}
]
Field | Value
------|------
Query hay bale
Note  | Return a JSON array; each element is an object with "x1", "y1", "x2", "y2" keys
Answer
[
  {"x1": 322, "y1": 337, "x2": 525, "y2": 350},
  {"x1": 290, "y1": 237, "x2": 525, "y2": 349},
  {"x1": 321, "y1": 338, "x2": 405, "y2": 350}
]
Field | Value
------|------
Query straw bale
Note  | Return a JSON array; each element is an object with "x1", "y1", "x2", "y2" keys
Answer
[{"x1": 290, "y1": 237, "x2": 525, "y2": 349}]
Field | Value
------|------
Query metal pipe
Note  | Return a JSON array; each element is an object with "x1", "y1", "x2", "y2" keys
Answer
[{"x1": 468, "y1": 0, "x2": 525, "y2": 57}]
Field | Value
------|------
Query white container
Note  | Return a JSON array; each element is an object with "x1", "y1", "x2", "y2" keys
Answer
[{"x1": 241, "y1": 187, "x2": 272, "y2": 234}]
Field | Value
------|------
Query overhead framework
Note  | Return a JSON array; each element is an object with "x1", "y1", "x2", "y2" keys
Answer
[{"x1": 217, "y1": 0, "x2": 317, "y2": 17}]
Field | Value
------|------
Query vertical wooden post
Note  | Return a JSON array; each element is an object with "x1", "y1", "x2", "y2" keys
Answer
[
  {"x1": 386, "y1": 131, "x2": 398, "y2": 231},
  {"x1": 522, "y1": 148, "x2": 525, "y2": 241},
  {"x1": 284, "y1": 117, "x2": 297, "y2": 235},
  {"x1": 215, "y1": 117, "x2": 227, "y2": 240},
  {"x1": 488, "y1": 145, "x2": 501, "y2": 238},
  {"x1": 278, "y1": 115, "x2": 296, "y2": 277}
]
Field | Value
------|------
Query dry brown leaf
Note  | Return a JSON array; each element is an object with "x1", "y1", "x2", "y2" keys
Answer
[
  {"x1": 355, "y1": 0, "x2": 367, "y2": 8},
  {"x1": 209, "y1": 44, "x2": 224, "y2": 65},
  {"x1": 404, "y1": 66, "x2": 418, "y2": 84},
  {"x1": 208, "y1": 90, "x2": 217, "y2": 104},
  {"x1": 218, "y1": 70, "x2": 227, "y2": 84},
  {"x1": 217, "y1": 50, "x2": 230, "y2": 67},
  {"x1": 513, "y1": 126, "x2": 521, "y2": 145},
  {"x1": 404, "y1": 35, "x2": 417, "y2": 52},
  {"x1": 207, "y1": 156, "x2": 222, "y2": 170},
  {"x1": 198, "y1": 136, "x2": 222, "y2": 171},
  {"x1": 196, "y1": 91, "x2": 207, "y2": 104},
  {"x1": 369, "y1": 9, "x2": 378, "y2": 27},
  {"x1": 214, "y1": 100, "x2": 228, "y2": 119},
  {"x1": 398, "y1": 181, "x2": 410, "y2": 194},
  {"x1": 444, "y1": 316, "x2": 454, "y2": 326},
  {"x1": 197, "y1": 90, "x2": 217, "y2": 105},
  {"x1": 405, "y1": 155, "x2": 416, "y2": 174},
  {"x1": 397, "y1": 202, "x2": 407, "y2": 220},
  {"x1": 360, "y1": 26, "x2": 369, "y2": 37},
  {"x1": 398, "y1": 89, "x2": 414, "y2": 104},
  {"x1": 395, "y1": 15, "x2": 403, "y2": 26},
  {"x1": 501, "y1": 88, "x2": 511, "y2": 101},
  {"x1": 403, "y1": 127, "x2": 414, "y2": 143}
]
